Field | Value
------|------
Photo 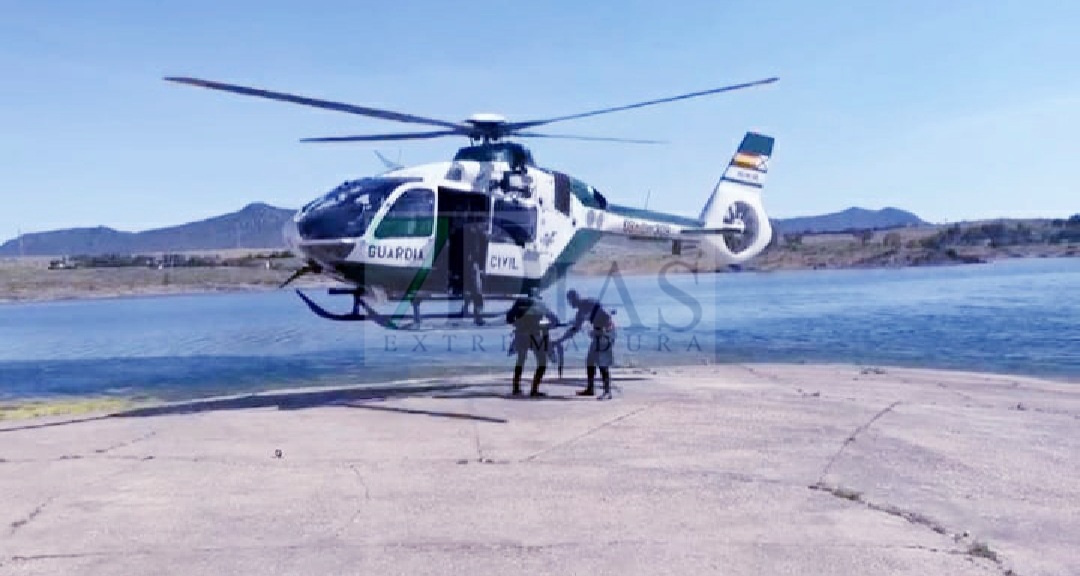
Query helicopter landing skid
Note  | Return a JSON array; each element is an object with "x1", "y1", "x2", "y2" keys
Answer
[{"x1": 294, "y1": 289, "x2": 508, "y2": 330}]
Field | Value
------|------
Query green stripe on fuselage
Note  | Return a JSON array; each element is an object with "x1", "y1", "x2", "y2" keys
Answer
[
  {"x1": 538, "y1": 227, "x2": 602, "y2": 291},
  {"x1": 383, "y1": 216, "x2": 450, "y2": 326},
  {"x1": 606, "y1": 204, "x2": 702, "y2": 227}
]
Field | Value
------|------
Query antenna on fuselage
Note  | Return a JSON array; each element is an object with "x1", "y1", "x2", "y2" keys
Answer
[{"x1": 374, "y1": 150, "x2": 404, "y2": 171}]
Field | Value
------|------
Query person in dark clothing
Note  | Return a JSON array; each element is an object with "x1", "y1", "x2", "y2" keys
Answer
[
  {"x1": 505, "y1": 293, "x2": 559, "y2": 397},
  {"x1": 459, "y1": 222, "x2": 487, "y2": 325},
  {"x1": 555, "y1": 289, "x2": 615, "y2": 399}
]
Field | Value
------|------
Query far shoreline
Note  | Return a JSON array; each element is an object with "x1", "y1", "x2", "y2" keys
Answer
[{"x1": 1, "y1": 251, "x2": 1075, "y2": 306}]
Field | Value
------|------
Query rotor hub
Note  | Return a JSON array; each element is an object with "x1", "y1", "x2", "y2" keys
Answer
[
  {"x1": 465, "y1": 113, "x2": 509, "y2": 141},
  {"x1": 466, "y1": 113, "x2": 507, "y2": 125}
]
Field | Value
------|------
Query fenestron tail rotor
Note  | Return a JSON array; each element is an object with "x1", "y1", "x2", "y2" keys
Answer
[{"x1": 164, "y1": 75, "x2": 777, "y2": 144}]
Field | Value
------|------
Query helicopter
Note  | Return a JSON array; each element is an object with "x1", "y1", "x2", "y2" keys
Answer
[{"x1": 165, "y1": 76, "x2": 778, "y2": 329}]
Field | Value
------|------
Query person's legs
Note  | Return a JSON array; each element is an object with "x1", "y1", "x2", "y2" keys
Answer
[
  {"x1": 529, "y1": 334, "x2": 547, "y2": 396},
  {"x1": 578, "y1": 366, "x2": 595, "y2": 396},
  {"x1": 470, "y1": 263, "x2": 484, "y2": 325},
  {"x1": 598, "y1": 333, "x2": 613, "y2": 397},
  {"x1": 512, "y1": 347, "x2": 527, "y2": 395},
  {"x1": 578, "y1": 335, "x2": 598, "y2": 395},
  {"x1": 598, "y1": 367, "x2": 612, "y2": 398},
  {"x1": 530, "y1": 350, "x2": 547, "y2": 396},
  {"x1": 471, "y1": 292, "x2": 484, "y2": 324}
]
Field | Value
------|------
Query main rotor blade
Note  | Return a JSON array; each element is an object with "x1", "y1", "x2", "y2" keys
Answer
[
  {"x1": 164, "y1": 76, "x2": 465, "y2": 130},
  {"x1": 515, "y1": 132, "x2": 666, "y2": 144},
  {"x1": 299, "y1": 130, "x2": 465, "y2": 143},
  {"x1": 506, "y1": 77, "x2": 778, "y2": 131}
]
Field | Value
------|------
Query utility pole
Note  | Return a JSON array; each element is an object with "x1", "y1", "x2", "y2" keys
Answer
[{"x1": 18, "y1": 228, "x2": 24, "y2": 257}]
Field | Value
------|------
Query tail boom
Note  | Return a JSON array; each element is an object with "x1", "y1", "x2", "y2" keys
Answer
[{"x1": 587, "y1": 131, "x2": 775, "y2": 266}]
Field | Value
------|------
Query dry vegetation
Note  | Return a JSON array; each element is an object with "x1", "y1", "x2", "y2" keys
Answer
[
  {"x1": 0, "y1": 397, "x2": 145, "y2": 421},
  {"x1": 0, "y1": 251, "x2": 332, "y2": 303},
  {"x1": 572, "y1": 221, "x2": 1080, "y2": 275}
]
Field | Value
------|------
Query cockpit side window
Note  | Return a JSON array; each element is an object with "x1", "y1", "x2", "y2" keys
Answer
[
  {"x1": 490, "y1": 198, "x2": 537, "y2": 247},
  {"x1": 374, "y1": 188, "x2": 435, "y2": 238}
]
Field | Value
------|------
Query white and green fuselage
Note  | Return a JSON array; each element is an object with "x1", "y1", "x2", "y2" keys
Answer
[{"x1": 285, "y1": 132, "x2": 774, "y2": 299}]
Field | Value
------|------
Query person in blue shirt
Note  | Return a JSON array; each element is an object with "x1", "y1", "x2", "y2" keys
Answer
[{"x1": 555, "y1": 289, "x2": 615, "y2": 399}]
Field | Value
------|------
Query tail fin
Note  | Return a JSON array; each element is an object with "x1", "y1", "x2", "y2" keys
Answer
[{"x1": 697, "y1": 132, "x2": 774, "y2": 265}]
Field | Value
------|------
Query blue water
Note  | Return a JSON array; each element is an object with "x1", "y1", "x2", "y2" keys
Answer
[{"x1": 1, "y1": 258, "x2": 1078, "y2": 400}]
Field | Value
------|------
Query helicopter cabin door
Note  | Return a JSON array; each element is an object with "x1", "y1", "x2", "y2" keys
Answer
[
  {"x1": 486, "y1": 196, "x2": 538, "y2": 294},
  {"x1": 366, "y1": 185, "x2": 439, "y2": 295},
  {"x1": 433, "y1": 187, "x2": 489, "y2": 297}
]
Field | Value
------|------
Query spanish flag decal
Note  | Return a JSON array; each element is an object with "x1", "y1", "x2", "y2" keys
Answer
[{"x1": 732, "y1": 152, "x2": 767, "y2": 171}]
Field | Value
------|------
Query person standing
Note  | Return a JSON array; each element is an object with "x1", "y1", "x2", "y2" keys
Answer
[
  {"x1": 505, "y1": 292, "x2": 559, "y2": 397},
  {"x1": 555, "y1": 289, "x2": 615, "y2": 399},
  {"x1": 459, "y1": 221, "x2": 487, "y2": 325}
]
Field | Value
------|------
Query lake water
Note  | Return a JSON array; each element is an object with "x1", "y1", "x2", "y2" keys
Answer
[{"x1": 1, "y1": 258, "x2": 1078, "y2": 401}]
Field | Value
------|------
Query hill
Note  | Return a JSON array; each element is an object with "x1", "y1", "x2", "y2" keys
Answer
[
  {"x1": 771, "y1": 207, "x2": 927, "y2": 235},
  {"x1": 0, "y1": 204, "x2": 926, "y2": 257},
  {"x1": 0, "y1": 203, "x2": 296, "y2": 257}
]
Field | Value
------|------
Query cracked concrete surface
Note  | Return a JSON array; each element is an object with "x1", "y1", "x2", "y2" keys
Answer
[{"x1": 0, "y1": 363, "x2": 1076, "y2": 575}]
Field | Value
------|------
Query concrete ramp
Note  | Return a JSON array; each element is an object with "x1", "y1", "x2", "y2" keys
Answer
[{"x1": 1, "y1": 364, "x2": 1077, "y2": 575}]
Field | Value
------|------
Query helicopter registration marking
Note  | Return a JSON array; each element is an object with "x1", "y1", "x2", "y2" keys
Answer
[
  {"x1": 623, "y1": 220, "x2": 673, "y2": 238},
  {"x1": 724, "y1": 166, "x2": 764, "y2": 186}
]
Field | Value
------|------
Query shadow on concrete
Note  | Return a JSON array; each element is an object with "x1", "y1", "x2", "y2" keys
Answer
[
  {"x1": 112, "y1": 382, "x2": 495, "y2": 419},
  {"x1": 344, "y1": 402, "x2": 509, "y2": 423},
  {"x1": 429, "y1": 375, "x2": 648, "y2": 400},
  {"x1": 431, "y1": 391, "x2": 581, "y2": 402},
  {"x1": 0, "y1": 414, "x2": 114, "y2": 433},
  {"x1": 0, "y1": 375, "x2": 652, "y2": 432}
]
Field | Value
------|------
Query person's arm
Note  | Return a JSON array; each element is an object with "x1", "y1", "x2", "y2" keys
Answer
[
  {"x1": 545, "y1": 308, "x2": 560, "y2": 327},
  {"x1": 506, "y1": 300, "x2": 524, "y2": 324},
  {"x1": 557, "y1": 308, "x2": 584, "y2": 342}
]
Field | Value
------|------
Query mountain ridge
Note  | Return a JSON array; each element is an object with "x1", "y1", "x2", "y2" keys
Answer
[
  {"x1": 1, "y1": 203, "x2": 929, "y2": 257},
  {"x1": 1, "y1": 203, "x2": 295, "y2": 257},
  {"x1": 771, "y1": 206, "x2": 926, "y2": 234}
]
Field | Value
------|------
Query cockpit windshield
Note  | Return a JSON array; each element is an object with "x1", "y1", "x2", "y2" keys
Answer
[{"x1": 297, "y1": 177, "x2": 419, "y2": 241}]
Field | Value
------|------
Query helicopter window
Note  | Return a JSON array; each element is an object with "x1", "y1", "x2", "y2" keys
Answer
[
  {"x1": 451, "y1": 143, "x2": 535, "y2": 167},
  {"x1": 297, "y1": 177, "x2": 411, "y2": 240},
  {"x1": 569, "y1": 178, "x2": 603, "y2": 209},
  {"x1": 591, "y1": 187, "x2": 608, "y2": 209},
  {"x1": 553, "y1": 172, "x2": 571, "y2": 215},
  {"x1": 453, "y1": 146, "x2": 510, "y2": 163},
  {"x1": 508, "y1": 146, "x2": 531, "y2": 171},
  {"x1": 374, "y1": 188, "x2": 435, "y2": 238},
  {"x1": 490, "y1": 198, "x2": 537, "y2": 246}
]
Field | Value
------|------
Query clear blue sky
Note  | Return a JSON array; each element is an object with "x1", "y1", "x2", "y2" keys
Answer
[{"x1": 2, "y1": 0, "x2": 1078, "y2": 241}]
